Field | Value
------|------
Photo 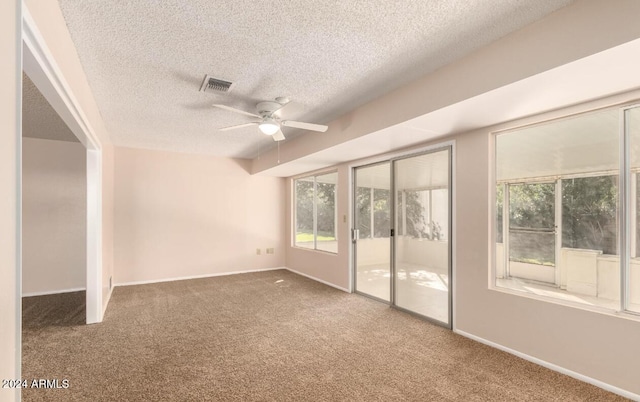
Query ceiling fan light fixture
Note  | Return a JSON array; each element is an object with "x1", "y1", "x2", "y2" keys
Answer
[{"x1": 259, "y1": 118, "x2": 280, "y2": 135}]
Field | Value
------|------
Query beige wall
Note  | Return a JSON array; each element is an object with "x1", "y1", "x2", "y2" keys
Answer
[
  {"x1": 22, "y1": 137, "x2": 86, "y2": 295},
  {"x1": 25, "y1": 0, "x2": 115, "y2": 313},
  {"x1": 114, "y1": 147, "x2": 285, "y2": 284},
  {"x1": 0, "y1": 1, "x2": 20, "y2": 400}
]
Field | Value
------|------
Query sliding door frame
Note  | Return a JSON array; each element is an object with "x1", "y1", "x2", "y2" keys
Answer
[
  {"x1": 391, "y1": 146, "x2": 453, "y2": 328},
  {"x1": 351, "y1": 141, "x2": 455, "y2": 329}
]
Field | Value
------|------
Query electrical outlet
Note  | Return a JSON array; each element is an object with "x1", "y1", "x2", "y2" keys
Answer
[
  {"x1": 256, "y1": 248, "x2": 261, "y2": 255},
  {"x1": 266, "y1": 248, "x2": 274, "y2": 254}
]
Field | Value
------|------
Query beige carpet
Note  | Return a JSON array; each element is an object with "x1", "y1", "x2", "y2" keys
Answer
[{"x1": 22, "y1": 270, "x2": 627, "y2": 401}]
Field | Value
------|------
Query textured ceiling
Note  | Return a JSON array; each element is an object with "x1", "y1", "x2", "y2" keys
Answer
[
  {"x1": 58, "y1": 0, "x2": 572, "y2": 159},
  {"x1": 22, "y1": 73, "x2": 78, "y2": 143}
]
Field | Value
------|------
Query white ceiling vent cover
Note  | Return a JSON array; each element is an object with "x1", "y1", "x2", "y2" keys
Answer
[{"x1": 199, "y1": 75, "x2": 234, "y2": 93}]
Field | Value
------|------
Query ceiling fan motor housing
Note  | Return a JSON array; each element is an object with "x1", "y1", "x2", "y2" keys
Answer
[{"x1": 256, "y1": 101, "x2": 284, "y2": 118}]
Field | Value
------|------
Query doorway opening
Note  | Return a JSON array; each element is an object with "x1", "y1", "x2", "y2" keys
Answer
[
  {"x1": 21, "y1": 72, "x2": 87, "y2": 327},
  {"x1": 23, "y1": 7, "x2": 104, "y2": 325}
]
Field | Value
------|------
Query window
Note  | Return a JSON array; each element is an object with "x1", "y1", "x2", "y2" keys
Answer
[
  {"x1": 356, "y1": 187, "x2": 372, "y2": 238},
  {"x1": 295, "y1": 178, "x2": 314, "y2": 249},
  {"x1": 496, "y1": 185, "x2": 503, "y2": 243},
  {"x1": 628, "y1": 106, "x2": 640, "y2": 313},
  {"x1": 562, "y1": 176, "x2": 618, "y2": 255},
  {"x1": 508, "y1": 182, "x2": 555, "y2": 267},
  {"x1": 431, "y1": 188, "x2": 448, "y2": 240},
  {"x1": 294, "y1": 172, "x2": 337, "y2": 253},
  {"x1": 358, "y1": 186, "x2": 449, "y2": 241},
  {"x1": 373, "y1": 189, "x2": 390, "y2": 238},
  {"x1": 355, "y1": 187, "x2": 391, "y2": 239},
  {"x1": 494, "y1": 105, "x2": 640, "y2": 315},
  {"x1": 395, "y1": 188, "x2": 447, "y2": 240}
]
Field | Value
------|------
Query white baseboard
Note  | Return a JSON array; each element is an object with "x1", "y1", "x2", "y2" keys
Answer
[
  {"x1": 115, "y1": 267, "x2": 286, "y2": 287},
  {"x1": 22, "y1": 287, "x2": 86, "y2": 297},
  {"x1": 454, "y1": 329, "x2": 639, "y2": 401},
  {"x1": 284, "y1": 267, "x2": 351, "y2": 293}
]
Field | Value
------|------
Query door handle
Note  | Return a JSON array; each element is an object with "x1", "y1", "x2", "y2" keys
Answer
[{"x1": 351, "y1": 229, "x2": 359, "y2": 242}]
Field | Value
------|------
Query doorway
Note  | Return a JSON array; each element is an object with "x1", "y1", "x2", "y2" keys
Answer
[
  {"x1": 23, "y1": 8, "x2": 104, "y2": 324},
  {"x1": 21, "y1": 72, "x2": 88, "y2": 327},
  {"x1": 353, "y1": 147, "x2": 452, "y2": 327}
]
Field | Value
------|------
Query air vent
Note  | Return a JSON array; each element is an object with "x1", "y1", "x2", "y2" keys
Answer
[{"x1": 199, "y1": 75, "x2": 234, "y2": 93}]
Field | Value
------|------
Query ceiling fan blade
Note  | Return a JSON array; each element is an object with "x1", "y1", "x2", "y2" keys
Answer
[
  {"x1": 271, "y1": 102, "x2": 290, "y2": 117},
  {"x1": 219, "y1": 122, "x2": 259, "y2": 131},
  {"x1": 281, "y1": 120, "x2": 328, "y2": 132},
  {"x1": 272, "y1": 130, "x2": 285, "y2": 142},
  {"x1": 212, "y1": 104, "x2": 260, "y2": 118}
]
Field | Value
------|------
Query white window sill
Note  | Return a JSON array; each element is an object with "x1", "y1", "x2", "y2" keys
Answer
[{"x1": 489, "y1": 279, "x2": 640, "y2": 322}]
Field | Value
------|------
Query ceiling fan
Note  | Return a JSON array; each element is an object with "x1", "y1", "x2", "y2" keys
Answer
[{"x1": 213, "y1": 98, "x2": 328, "y2": 142}]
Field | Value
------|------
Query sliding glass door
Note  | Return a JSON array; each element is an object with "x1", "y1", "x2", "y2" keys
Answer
[
  {"x1": 394, "y1": 150, "x2": 451, "y2": 324},
  {"x1": 353, "y1": 162, "x2": 391, "y2": 302},
  {"x1": 353, "y1": 147, "x2": 452, "y2": 327}
]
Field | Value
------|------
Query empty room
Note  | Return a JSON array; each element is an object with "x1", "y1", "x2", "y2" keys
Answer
[{"x1": 3, "y1": 0, "x2": 640, "y2": 401}]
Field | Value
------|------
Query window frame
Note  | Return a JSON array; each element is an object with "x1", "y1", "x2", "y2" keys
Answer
[
  {"x1": 293, "y1": 170, "x2": 338, "y2": 254},
  {"x1": 489, "y1": 101, "x2": 640, "y2": 319}
]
